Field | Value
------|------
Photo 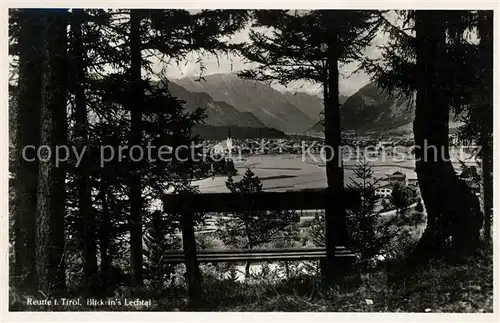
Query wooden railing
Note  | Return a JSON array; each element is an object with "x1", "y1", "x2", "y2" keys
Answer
[{"x1": 162, "y1": 189, "x2": 360, "y2": 307}]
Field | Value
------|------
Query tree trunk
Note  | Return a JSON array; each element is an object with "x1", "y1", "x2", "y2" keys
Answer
[
  {"x1": 323, "y1": 17, "x2": 347, "y2": 280},
  {"x1": 14, "y1": 9, "x2": 44, "y2": 291},
  {"x1": 129, "y1": 9, "x2": 144, "y2": 286},
  {"x1": 180, "y1": 211, "x2": 202, "y2": 308},
  {"x1": 71, "y1": 8, "x2": 99, "y2": 293},
  {"x1": 36, "y1": 9, "x2": 69, "y2": 294},
  {"x1": 244, "y1": 217, "x2": 253, "y2": 279},
  {"x1": 413, "y1": 11, "x2": 483, "y2": 261},
  {"x1": 98, "y1": 183, "x2": 111, "y2": 288},
  {"x1": 477, "y1": 11, "x2": 493, "y2": 249},
  {"x1": 245, "y1": 262, "x2": 251, "y2": 279}
]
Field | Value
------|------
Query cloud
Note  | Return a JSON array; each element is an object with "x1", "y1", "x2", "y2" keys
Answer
[{"x1": 152, "y1": 20, "x2": 388, "y2": 97}]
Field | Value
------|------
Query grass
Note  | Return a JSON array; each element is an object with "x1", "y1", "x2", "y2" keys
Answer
[
  {"x1": 195, "y1": 256, "x2": 493, "y2": 312},
  {"x1": 10, "y1": 211, "x2": 492, "y2": 313},
  {"x1": 10, "y1": 255, "x2": 493, "y2": 312}
]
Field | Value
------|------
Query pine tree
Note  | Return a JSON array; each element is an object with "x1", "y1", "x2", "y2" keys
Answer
[
  {"x1": 36, "y1": 8, "x2": 69, "y2": 294},
  {"x1": 476, "y1": 11, "x2": 493, "y2": 249},
  {"x1": 451, "y1": 11, "x2": 493, "y2": 249},
  {"x1": 216, "y1": 169, "x2": 299, "y2": 277},
  {"x1": 10, "y1": 9, "x2": 250, "y2": 293},
  {"x1": 413, "y1": 11, "x2": 483, "y2": 259},
  {"x1": 389, "y1": 183, "x2": 412, "y2": 218},
  {"x1": 70, "y1": 8, "x2": 99, "y2": 293},
  {"x1": 361, "y1": 10, "x2": 486, "y2": 260},
  {"x1": 239, "y1": 9, "x2": 381, "y2": 279},
  {"x1": 144, "y1": 211, "x2": 181, "y2": 288},
  {"x1": 10, "y1": 9, "x2": 44, "y2": 292},
  {"x1": 127, "y1": 8, "x2": 144, "y2": 287},
  {"x1": 313, "y1": 158, "x2": 393, "y2": 266}
]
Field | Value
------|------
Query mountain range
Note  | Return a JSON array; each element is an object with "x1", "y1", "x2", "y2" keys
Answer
[
  {"x1": 164, "y1": 73, "x2": 458, "y2": 138},
  {"x1": 308, "y1": 83, "x2": 415, "y2": 135},
  {"x1": 167, "y1": 81, "x2": 266, "y2": 128},
  {"x1": 307, "y1": 82, "x2": 463, "y2": 135},
  {"x1": 174, "y1": 73, "x2": 318, "y2": 134}
]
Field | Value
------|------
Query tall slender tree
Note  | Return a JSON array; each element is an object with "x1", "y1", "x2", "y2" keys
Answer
[
  {"x1": 128, "y1": 8, "x2": 144, "y2": 286},
  {"x1": 239, "y1": 10, "x2": 380, "y2": 279},
  {"x1": 476, "y1": 11, "x2": 493, "y2": 248},
  {"x1": 70, "y1": 8, "x2": 99, "y2": 291},
  {"x1": 11, "y1": 9, "x2": 45, "y2": 291},
  {"x1": 124, "y1": 9, "x2": 250, "y2": 286},
  {"x1": 362, "y1": 10, "x2": 486, "y2": 260},
  {"x1": 11, "y1": 9, "x2": 250, "y2": 292},
  {"x1": 448, "y1": 11, "x2": 494, "y2": 249},
  {"x1": 36, "y1": 8, "x2": 69, "y2": 294}
]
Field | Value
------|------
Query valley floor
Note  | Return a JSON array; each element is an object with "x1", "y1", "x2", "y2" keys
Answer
[{"x1": 193, "y1": 154, "x2": 472, "y2": 193}]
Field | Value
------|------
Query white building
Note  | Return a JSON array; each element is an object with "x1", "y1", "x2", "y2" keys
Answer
[
  {"x1": 375, "y1": 184, "x2": 393, "y2": 198},
  {"x1": 387, "y1": 170, "x2": 407, "y2": 186},
  {"x1": 212, "y1": 128, "x2": 233, "y2": 157},
  {"x1": 407, "y1": 174, "x2": 419, "y2": 187}
]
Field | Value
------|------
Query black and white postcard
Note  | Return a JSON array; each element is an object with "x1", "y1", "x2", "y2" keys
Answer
[{"x1": 2, "y1": 1, "x2": 498, "y2": 322}]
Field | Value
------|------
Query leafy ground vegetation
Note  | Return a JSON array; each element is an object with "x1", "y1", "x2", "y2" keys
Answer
[
  {"x1": 9, "y1": 254, "x2": 493, "y2": 312},
  {"x1": 9, "y1": 210, "x2": 493, "y2": 312}
]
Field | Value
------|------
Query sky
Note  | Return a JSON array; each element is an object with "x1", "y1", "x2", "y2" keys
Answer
[{"x1": 152, "y1": 18, "x2": 389, "y2": 97}]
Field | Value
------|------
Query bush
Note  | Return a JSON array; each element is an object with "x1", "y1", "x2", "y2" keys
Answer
[
  {"x1": 311, "y1": 159, "x2": 399, "y2": 269},
  {"x1": 415, "y1": 198, "x2": 424, "y2": 212},
  {"x1": 216, "y1": 169, "x2": 300, "y2": 277}
]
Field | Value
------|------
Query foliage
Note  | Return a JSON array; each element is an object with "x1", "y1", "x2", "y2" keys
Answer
[
  {"x1": 207, "y1": 156, "x2": 237, "y2": 177},
  {"x1": 458, "y1": 160, "x2": 482, "y2": 190},
  {"x1": 239, "y1": 10, "x2": 383, "y2": 278},
  {"x1": 311, "y1": 159, "x2": 405, "y2": 268},
  {"x1": 415, "y1": 197, "x2": 424, "y2": 212},
  {"x1": 10, "y1": 255, "x2": 493, "y2": 312},
  {"x1": 216, "y1": 169, "x2": 300, "y2": 250},
  {"x1": 361, "y1": 10, "x2": 490, "y2": 259},
  {"x1": 389, "y1": 183, "x2": 415, "y2": 218},
  {"x1": 9, "y1": 8, "x2": 250, "y2": 293},
  {"x1": 238, "y1": 10, "x2": 381, "y2": 87},
  {"x1": 143, "y1": 211, "x2": 182, "y2": 288}
]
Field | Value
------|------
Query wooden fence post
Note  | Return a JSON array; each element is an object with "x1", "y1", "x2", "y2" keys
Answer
[
  {"x1": 179, "y1": 211, "x2": 201, "y2": 308},
  {"x1": 319, "y1": 258, "x2": 327, "y2": 279}
]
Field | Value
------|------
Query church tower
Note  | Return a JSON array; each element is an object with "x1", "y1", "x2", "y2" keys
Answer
[{"x1": 226, "y1": 127, "x2": 233, "y2": 154}]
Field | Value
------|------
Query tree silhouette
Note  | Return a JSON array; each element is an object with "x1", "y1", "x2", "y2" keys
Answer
[
  {"x1": 238, "y1": 9, "x2": 381, "y2": 279},
  {"x1": 361, "y1": 10, "x2": 487, "y2": 260},
  {"x1": 216, "y1": 169, "x2": 299, "y2": 277},
  {"x1": 10, "y1": 9, "x2": 44, "y2": 292},
  {"x1": 9, "y1": 9, "x2": 250, "y2": 293},
  {"x1": 36, "y1": 8, "x2": 69, "y2": 295}
]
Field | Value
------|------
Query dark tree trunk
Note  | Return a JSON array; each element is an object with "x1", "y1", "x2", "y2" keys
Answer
[
  {"x1": 245, "y1": 262, "x2": 251, "y2": 278},
  {"x1": 14, "y1": 9, "x2": 44, "y2": 291},
  {"x1": 244, "y1": 218, "x2": 253, "y2": 279},
  {"x1": 477, "y1": 11, "x2": 493, "y2": 249},
  {"x1": 71, "y1": 8, "x2": 99, "y2": 292},
  {"x1": 129, "y1": 9, "x2": 144, "y2": 286},
  {"x1": 98, "y1": 183, "x2": 111, "y2": 288},
  {"x1": 180, "y1": 211, "x2": 201, "y2": 308},
  {"x1": 36, "y1": 9, "x2": 69, "y2": 294},
  {"x1": 323, "y1": 16, "x2": 347, "y2": 280},
  {"x1": 413, "y1": 11, "x2": 483, "y2": 261}
]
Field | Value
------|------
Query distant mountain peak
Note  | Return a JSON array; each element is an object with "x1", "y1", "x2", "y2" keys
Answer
[
  {"x1": 166, "y1": 81, "x2": 265, "y2": 129},
  {"x1": 175, "y1": 74, "x2": 317, "y2": 133},
  {"x1": 307, "y1": 81, "x2": 461, "y2": 136}
]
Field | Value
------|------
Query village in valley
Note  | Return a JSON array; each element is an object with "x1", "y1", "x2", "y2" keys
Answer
[{"x1": 200, "y1": 128, "x2": 480, "y2": 198}]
